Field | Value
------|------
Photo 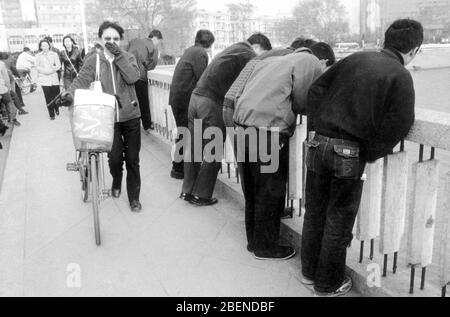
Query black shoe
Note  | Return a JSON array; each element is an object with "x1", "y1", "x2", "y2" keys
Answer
[
  {"x1": 0, "y1": 125, "x2": 8, "y2": 136},
  {"x1": 281, "y1": 207, "x2": 295, "y2": 219},
  {"x1": 112, "y1": 188, "x2": 121, "y2": 198},
  {"x1": 50, "y1": 117, "x2": 55, "y2": 121},
  {"x1": 190, "y1": 196, "x2": 219, "y2": 207},
  {"x1": 170, "y1": 169, "x2": 184, "y2": 180},
  {"x1": 254, "y1": 246, "x2": 296, "y2": 261},
  {"x1": 315, "y1": 276, "x2": 353, "y2": 297},
  {"x1": 130, "y1": 200, "x2": 142, "y2": 213},
  {"x1": 56, "y1": 111, "x2": 60, "y2": 116},
  {"x1": 247, "y1": 244, "x2": 255, "y2": 253},
  {"x1": 180, "y1": 192, "x2": 194, "y2": 202}
]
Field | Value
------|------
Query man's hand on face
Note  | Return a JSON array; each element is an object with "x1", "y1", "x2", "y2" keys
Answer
[{"x1": 104, "y1": 42, "x2": 122, "y2": 57}]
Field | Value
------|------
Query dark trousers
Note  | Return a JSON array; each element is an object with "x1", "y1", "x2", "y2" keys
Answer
[
  {"x1": 182, "y1": 94, "x2": 225, "y2": 199},
  {"x1": 135, "y1": 80, "x2": 152, "y2": 130},
  {"x1": 171, "y1": 105, "x2": 189, "y2": 174},
  {"x1": 301, "y1": 134, "x2": 366, "y2": 293},
  {"x1": 10, "y1": 90, "x2": 25, "y2": 112},
  {"x1": 0, "y1": 92, "x2": 17, "y2": 121},
  {"x1": 42, "y1": 85, "x2": 60, "y2": 119},
  {"x1": 239, "y1": 131, "x2": 289, "y2": 251},
  {"x1": 108, "y1": 118, "x2": 141, "y2": 202},
  {"x1": 14, "y1": 83, "x2": 24, "y2": 105}
]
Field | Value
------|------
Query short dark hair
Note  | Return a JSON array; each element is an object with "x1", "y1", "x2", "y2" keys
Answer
[
  {"x1": 149, "y1": 29, "x2": 163, "y2": 40},
  {"x1": 39, "y1": 39, "x2": 51, "y2": 51},
  {"x1": 195, "y1": 30, "x2": 215, "y2": 48},
  {"x1": 0, "y1": 52, "x2": 9, "y2": 60},
  {"x1": 290, "y1": 38, "x2": 317, "y2": 50},
  {"x1": 23, "y1": 47, "x2": 31, "y2": 52},
  {"x1": 247, "y1": 33, "x2": 272, "y2": 51},
  {"x1": 309, "y1": 42, "x2": 336, "y2": 67},
  {"x1": 384, "y1": 19, "x2": 424, "y2": 54},
  {"x1": 98, "y1": 21, "x2": 125, "y2": 39},
  {"x1": 44, "y1": 36, "x2": 53, "y2": 43}
]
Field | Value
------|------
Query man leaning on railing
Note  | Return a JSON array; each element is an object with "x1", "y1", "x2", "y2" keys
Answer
[{"x1": 301, "y1": 19, "x2": 423, "y2": 297}]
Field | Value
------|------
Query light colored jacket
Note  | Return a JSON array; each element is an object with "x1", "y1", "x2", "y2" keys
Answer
[
  {"x1": 127, "y1": 38, "x2": 159, "y2": 81},
  {"x1": 0, "y1": 61, "x2": 10, "y2": 94},
  {"x1": 233, "y1": 49, "x2": 323, "y2": 136},
  {"x1": 69, "y1": 51, "x2": 141, "y2": 123},
  {"x1": 16, "y1": 52, "x2": 36, "y2": 71},
  {"x1": 36, "y1": 51, "x2": 61, "y2": 86}
]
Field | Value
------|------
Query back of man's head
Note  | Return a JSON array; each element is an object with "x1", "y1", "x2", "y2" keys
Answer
[
  {"x1": 309, "y1": 42, "x2": 336, "y2": 67},
  {"x1": 149, "y1": 30, "x2": 163, "y2": 40},
  {"x1": 247, "y1": 33, "x2": 272, "y2": 52},
  {"x1": 195, "y1": 30, "x2": 215, "y2": 49},
  {"x1": 290, "y1": 38, "x2": 317, "y2": 50},
  {"x1": 384, "y1": 19, "x2": 424, "y2": 54},
  {"x1": 23, "y1": 47, "x2": 31, "y2": 53}
]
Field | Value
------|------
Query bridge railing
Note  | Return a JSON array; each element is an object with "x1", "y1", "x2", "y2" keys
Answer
[{"x1": 148, "y1": 66, "x2": 450, "y2": 297}]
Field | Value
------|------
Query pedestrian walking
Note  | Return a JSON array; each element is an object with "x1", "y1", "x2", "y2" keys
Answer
[
  {"x1": 36, "y1": 39, "x2": 62, "y2": 120},
  {"x1": 44, "y1": 36, "x2": 63, "y2": 82},
  {"x1": 61, "y1": 21, "x2": 143, "y2": 213},
  {"x1": 301, "y1": 19, "x2": 423, "y2": 297},
  {"x1": 180, "y1": 33, "x2": 272, "y2": 207},
  {"x1": 229, "y1": 43, "x2": 333, "y2": 261},
  {"x1": 0, "y1": 55, "x2": 21, "y2": 127},
  {"x1": 61, "y1": 35, "x2": 83, "y2": 90},
  {"x1": 169, "y1": 29, "x2": 215, "y2": 180},
  {"x1": 128, "y1": 29, "x2": 162, "y2": 132}
]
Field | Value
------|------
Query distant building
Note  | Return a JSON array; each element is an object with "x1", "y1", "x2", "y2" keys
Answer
[
  {"x1": 378, "y1": 0, "x2": 450, "y2": 42},
  {"x1": 193, "y1": 9, "x2": 287, "y2": 52},
  {"x1": 0, "y1": 0, "x2": 27, "y2": 28}
]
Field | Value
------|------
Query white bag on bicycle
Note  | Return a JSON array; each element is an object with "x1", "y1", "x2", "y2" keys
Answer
[{"x1": 72, "y1": 54, "x2": 116, "y2": 152}]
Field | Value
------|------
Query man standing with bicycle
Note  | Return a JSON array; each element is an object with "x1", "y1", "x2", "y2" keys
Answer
[{"x1": 61, "y1": 21, "x2": 143, "y2": 213}]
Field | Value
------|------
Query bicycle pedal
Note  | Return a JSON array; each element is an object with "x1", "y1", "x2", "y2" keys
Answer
[{"x1": 66, "y1": 163, "x2": 79, "y2": 172}]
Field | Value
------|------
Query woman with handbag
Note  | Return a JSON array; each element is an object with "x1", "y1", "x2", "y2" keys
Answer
[
  {"x1": 36, "y1": 39, "x2": 62, "y2": 120},
  {"x1": 61, "y1": 21, "x2": 143, "y2": 213},
  {"x1": 61, "y1": 35, "x2": 83, "y2": 90}
]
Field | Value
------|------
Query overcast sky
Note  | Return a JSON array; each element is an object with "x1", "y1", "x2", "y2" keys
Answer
[{"x1": 197, "y1": 0, "x2": 360, "y2": 17}]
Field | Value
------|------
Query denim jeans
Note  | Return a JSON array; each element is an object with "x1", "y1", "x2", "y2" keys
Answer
[{"x1": 301, "y1": 133, "x2": 366, "y2": 293}]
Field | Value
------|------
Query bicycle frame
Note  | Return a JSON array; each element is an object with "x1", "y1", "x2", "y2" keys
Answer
[{"x1": 67, "y1": 150, "x2": 111, "y2": 246}]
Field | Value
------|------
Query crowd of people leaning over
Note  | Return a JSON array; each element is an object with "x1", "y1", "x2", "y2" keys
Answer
[{"x1": 13, "y1": 17, "x2": 421, "y2": 297}]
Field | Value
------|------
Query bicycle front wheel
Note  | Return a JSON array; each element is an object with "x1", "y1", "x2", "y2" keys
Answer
[{"x1": 90, "y1": 154, "x2": 101, "y2": 246}]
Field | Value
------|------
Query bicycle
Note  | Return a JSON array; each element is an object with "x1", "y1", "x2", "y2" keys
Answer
[
  {"x1": 67, "y1": 150, "x2": 111, "y2": 246},
  {"x1": 15, "y1": 72, "x2": 37, "y2": 95}
]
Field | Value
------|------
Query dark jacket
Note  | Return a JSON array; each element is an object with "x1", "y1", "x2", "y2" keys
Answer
[
  {"x1": 307, "y1": 49, "x2": 415, "y2": 162},
  {"x1": 169, "y1": 45, "x2": 209, "y2": 109},
  {"x1": 61, "y1": 47, "x2": 83, "y2": 79},
  {"x1": 193, "y1": 42, "x2": 256, "y2": 105},
  {"x1": 127, "y1": 38, "x2": 159, "y2": 82},
  {"x1": 68, "y1": 51, "x2": 141, "y2": 123}
]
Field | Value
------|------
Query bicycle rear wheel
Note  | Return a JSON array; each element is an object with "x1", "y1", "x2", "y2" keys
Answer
[{"x1": 90, "y1": 154, "x2": 101, "y2": 246}]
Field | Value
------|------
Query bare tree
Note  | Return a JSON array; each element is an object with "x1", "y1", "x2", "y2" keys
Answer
[
  {"x1": 292, "y1": 0, "x2": 349, "y2": 45},
  {"x1": 227, "y1": 0, "x2": 256, "y2": 42}
]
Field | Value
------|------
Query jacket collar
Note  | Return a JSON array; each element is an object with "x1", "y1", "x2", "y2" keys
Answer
[
  {"x1": 382, "y1": 48, "x2": 405, "y2": 65},
  {"x1": 294, "y1": 47, "x2": 313, "y2": 54}
]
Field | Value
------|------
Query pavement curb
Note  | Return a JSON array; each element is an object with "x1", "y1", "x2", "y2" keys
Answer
[{"x1": 0, "y1": 122, "x2": 14, "y2": 194}]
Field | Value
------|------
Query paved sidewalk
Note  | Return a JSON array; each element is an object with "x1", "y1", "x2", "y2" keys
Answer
[{"x1": 0, "y1": 90, "x2": 321, "y2": 297}]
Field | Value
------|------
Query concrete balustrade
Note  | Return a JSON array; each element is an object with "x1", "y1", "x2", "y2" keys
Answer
[
  {"x1": 148, "y1": 66, "x2": 450, "y2": 296},
  {"x1": 356, "y1": 160, "x2": 383, "y2": 242},
  {"x1": 379, "y1": 152, "x2": 409, "y2": 254},
  {"x1": 407, "y1": 160, "x2": 440, "y2": 267}
]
